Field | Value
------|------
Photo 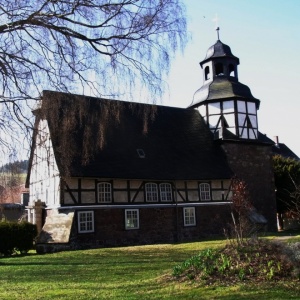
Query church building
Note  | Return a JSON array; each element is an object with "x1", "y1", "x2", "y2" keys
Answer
[{"x1": 26, "y1": 36, "x2": 277, "y2": 253}]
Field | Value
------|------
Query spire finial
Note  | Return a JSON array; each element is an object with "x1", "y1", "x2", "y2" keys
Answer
[
  {"x1": 216, "y1": 27, "x2": 220, "y2": 40},
  {"x1": 212, "y1": 14, "x2": 220, "y2": 40}
]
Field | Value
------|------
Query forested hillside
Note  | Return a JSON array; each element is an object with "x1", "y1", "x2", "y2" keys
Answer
[{"x1": 0, "y1": 160, "x2": 28, "y2": 174}]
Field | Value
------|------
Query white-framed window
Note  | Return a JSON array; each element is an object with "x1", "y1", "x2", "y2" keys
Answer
[
  {"x1": 145, "y1": 183, "x2": 158, "y2": 202},
  {"x1": 183, "y1": 207, "x2": 196, "y2": 226},
  {"x1": 125, "y1": 209, "x2": 139, "y2": 230},
  {"x1": 199, "y1": 183, "x2": 211, "y2": 201},
  {"x1": 160, "y1": 183, "x2": 173, "y2": 202},
  {"x1": 78, "y1": 211, "x2": 94, "y2": 233},
  {"x1": 98, "y1": 182, "x2": 112, "y2": 203}
]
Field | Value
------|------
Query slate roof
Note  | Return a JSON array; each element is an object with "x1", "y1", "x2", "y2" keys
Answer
[
  {"x1": 250, "y1": 134, "x2": 299, "y2": 159},
  {"x1": 272, "y1": 143, "x2": 299, "y2": 160},
  {"x1": 216, "y1": 128, "x2": 276, "y2": 145},
  {"x1": 201, "y1": 40, "x2": 239, "y2": 67},
  {"x1": 40, "y1": 91, "x2": 234, "y2": 181},
  {"x1": 191, "y1": 77, "x2": 260, "y2": 108}
]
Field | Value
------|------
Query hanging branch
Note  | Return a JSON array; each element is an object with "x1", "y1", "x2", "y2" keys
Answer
[{"x1": 0, "y1": 0, "x2": 187, "y2": 155}]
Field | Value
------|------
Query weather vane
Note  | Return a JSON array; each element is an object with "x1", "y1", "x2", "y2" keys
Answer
[{"x1": 212, "y1": 14, "x2": 220, "y2": 40}]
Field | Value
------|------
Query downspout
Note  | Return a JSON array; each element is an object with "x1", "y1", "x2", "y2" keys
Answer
[{"x1": 174, "y1": 181, "x2": 179, "y2": 243}]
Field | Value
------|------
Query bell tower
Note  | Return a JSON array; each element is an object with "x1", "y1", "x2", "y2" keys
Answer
[
  {"x1": 189, "y1": 32, "x2": 260, "y2": 140},
  {"x1": 189, "y1": 31, "x2": 277, "y2": 231}
]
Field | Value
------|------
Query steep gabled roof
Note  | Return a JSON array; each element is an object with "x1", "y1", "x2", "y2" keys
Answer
[
  {"x1": 37, "y1": 91, "x2": 233, "y2": 180},
  {"x1": 272, "y1": 143, "x2": 299, "y2": 160}
]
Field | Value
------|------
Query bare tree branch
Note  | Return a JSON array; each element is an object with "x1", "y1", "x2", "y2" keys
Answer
[{"x1": 0, "y1": 0, "x2": 187, "y2": 158}]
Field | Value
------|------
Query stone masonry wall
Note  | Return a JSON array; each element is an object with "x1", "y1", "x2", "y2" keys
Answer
[
  {"x1": 70, "y1": 205, "x2": 231, "y2": 249},
  {"x1": 221, "y1": 142, "x2": 277, "y2": 231}
]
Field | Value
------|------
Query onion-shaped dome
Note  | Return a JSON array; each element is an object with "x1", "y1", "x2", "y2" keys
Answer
[{"x1": 200, "y1": 40, "x2": 239, "y2": 67}]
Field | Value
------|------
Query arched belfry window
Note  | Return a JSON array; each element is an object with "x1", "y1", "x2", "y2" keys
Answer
[
  {"x1": 215, "y1": 63, "x2": 224, "y2": 76},
  {"x1": 204, "y1": 66, "x2": 210, "y2": 80},
  {"x1": 229, "y1": 64, "x2": 235, "y2": 77}
]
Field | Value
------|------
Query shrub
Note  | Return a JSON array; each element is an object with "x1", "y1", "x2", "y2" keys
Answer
[
  {"x1": 172, "y1": 239, "x2": 297, "y2": 284},
  {"x1": 283, "y1": 242, "x2": 300, "y2": 278},
  {"x1": 0, "y1": 222, "x2": 15, "y2": 255},
  {"x1": 0, "y1": 221, "x2": 37, "y2": 256},
  {"x1": 15, "y1": 222, "x2": 38, "y2": 254}
]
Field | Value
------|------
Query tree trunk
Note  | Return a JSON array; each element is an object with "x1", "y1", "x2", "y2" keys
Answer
[{"x1": 277, "y1": 213, "x2": 284, "y2": 230}]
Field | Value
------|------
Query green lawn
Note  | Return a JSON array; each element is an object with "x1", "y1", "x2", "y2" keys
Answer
[{"x1": 0, "y1": 238, "x2": 299, "y2": 300}]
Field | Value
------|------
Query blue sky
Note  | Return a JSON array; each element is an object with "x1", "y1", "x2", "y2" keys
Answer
[{"x1": 163, "y1": 0, "x2": 300, "y2": 156}]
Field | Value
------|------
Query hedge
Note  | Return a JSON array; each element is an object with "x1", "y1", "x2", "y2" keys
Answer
[{"x1": 0, "y1": 221, "x2": 37, "y2": 255}]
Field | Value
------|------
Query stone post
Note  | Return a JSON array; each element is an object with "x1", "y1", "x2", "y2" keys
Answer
[{"x1": 34, "y1": 200, "x2": 45, "y2": 234}]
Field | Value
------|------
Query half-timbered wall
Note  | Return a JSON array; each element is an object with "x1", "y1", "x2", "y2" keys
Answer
[
  {"x1": 62, "y1": 178, "x2": 232, "y2": 205},
  {"x1": 29, "y1": 118, "x2": 61, "y2": 208}
]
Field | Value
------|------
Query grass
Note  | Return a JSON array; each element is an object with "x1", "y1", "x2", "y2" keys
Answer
[{"x1": 0, "y1": 237, "x2": 300, "y2": 300}]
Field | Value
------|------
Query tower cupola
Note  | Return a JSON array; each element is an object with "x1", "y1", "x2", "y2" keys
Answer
[
  {"x1": 190, "y1": 37, "x2": 260, "y2": 140},
  {"x1": 201, "y1": 40, "x2": 240, "y2": 82}
]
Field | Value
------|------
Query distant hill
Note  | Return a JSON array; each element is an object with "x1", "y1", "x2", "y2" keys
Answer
[{"x1": 0, "y1": 160, "x2": 28, "y2": 174}]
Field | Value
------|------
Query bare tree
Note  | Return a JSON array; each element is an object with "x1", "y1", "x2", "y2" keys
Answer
[
  {"x1": 0, "y1": 161, "x2": 25, "y2": 204},
  {"x1": 278, "y1": 176, "x2": 300, "y2": 228},
  {"x1": 0, "y1": 0, "x2": 187, "y2": 154},
  {"x1": 273, "y1": 155, "x2": 300, "y2": 229}
]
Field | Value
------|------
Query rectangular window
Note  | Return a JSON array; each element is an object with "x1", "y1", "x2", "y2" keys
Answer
[
  {"x1": 125, "y1": 209, "x2": 139, "y2": 230},
  {"x1": 238, "y1": 113, "x2": 246, "y2": 127},
  {"x1": 208, "y1": 102, "x2": 221, "y2": 114},
  {"x1": 223, "y1": 100, "x2": 234, "y2": 113},
  {"x1": 78, "y1": 211, "x2": 94, "y2": 233},
  {"x1": 237, "y1": 100, "x2": 246, "y2": 113},
  {"x1": 199, "y1": 183, "x2": 211, "y2": 201},
  {"x1": 183, "y1": 207, "x2": 196, "y2": 226},
  {"x1": 247, "y1": 102, "x2": 256, "y2": 114},
  {"x1": 145, "y1": 183, "x2": 158, "y2": 202},
  {"x1": 160, "y1": 183, "x2": 173, "y2": 202},
  {"x1": 208, "y1": 114, "x2": 220, "y2": 128},
  {"x1": 98, "y1": 182, "x2": 112, "y2": 203},
  {"x1": 225, "y1": 113, "x2": 235, "y2": 127}
]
